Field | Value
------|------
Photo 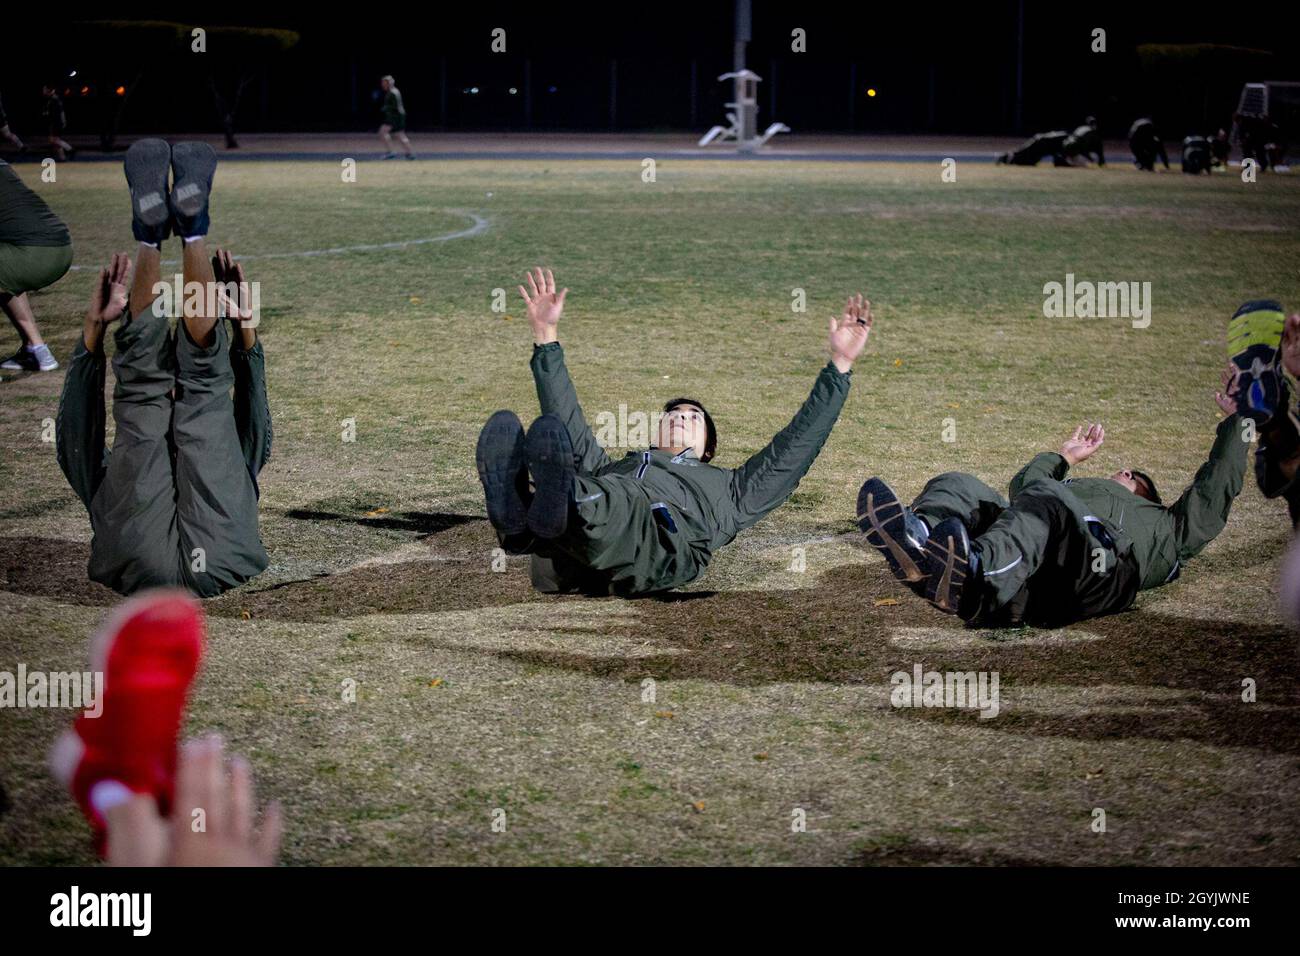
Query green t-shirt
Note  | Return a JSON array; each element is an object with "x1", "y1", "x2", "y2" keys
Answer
[
  {"x1": 0, "y1": 160, "x2": 71, "y2": 246},
  {"x1": 382, "y1": 89, "x2": 406, "y2": 125}
]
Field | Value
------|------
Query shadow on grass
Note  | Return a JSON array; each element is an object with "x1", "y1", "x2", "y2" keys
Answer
[
  {"x1": 0, "y1": 536, "x2": 117, "y2": 606},
  {"x1": 5, "y1": 518, "x2": 1297, "y2": 756},
  {"x1": 206, "y1": 511, "x2": 545, "y2": 620}
]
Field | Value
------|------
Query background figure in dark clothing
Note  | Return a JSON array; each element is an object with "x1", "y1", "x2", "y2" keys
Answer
[
  {"x1": 42, "y1": 84, "x2": 71, "y2": 161},
  {"x1": 1211, "y1": 128, "x2": 1231, "y2": 168},
  {"x1": 1182, "y1": 135, "x2": 1213, "y2": 174},
  {"x1": 996, "y1": 130, "x2": 1069, "y2": 166},
  {"x1": 1128, "y1": 117, "x2": 1168, "y2": 170},
  {"x1": 0, "y1": 94, "x2": 25, "y2": 151},
  {"x1": 1062, "y1": 116, "x2": 1105, "y2": 165}
]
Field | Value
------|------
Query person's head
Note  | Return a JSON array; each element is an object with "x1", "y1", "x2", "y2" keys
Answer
[
  {"x1": 381, "y1": 75, "x2": 394, "y2": 92},
  {"x1": 1110, "y1": 468, "x2": 1161, "y2": 503},
  {"x1": 42, "y1": 84, "x2": 55, "y2": 97},
  {"x1": 1085, "y1": 115, "x2": 1098, "y2": 129},
  {"x1": 658, "y1": 399, "x2": 717, "y2": 462}
]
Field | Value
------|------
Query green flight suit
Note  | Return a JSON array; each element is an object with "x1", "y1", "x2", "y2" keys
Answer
[
  {"x1": 57, "y1": 302, "x2": 271, "y2": 597},
  {"x1": 524, "y1": 342, "x2": 851, "y2": 596},
  {"x1": 381, "y1": 89, "x2": 406, "y2": 131},
  {"x1": 1063, "y1": 124, "x2": 1105, "y2": 165},
  {"x1": 910, "y1": 414, "x2": 1246, "y2": 626}
]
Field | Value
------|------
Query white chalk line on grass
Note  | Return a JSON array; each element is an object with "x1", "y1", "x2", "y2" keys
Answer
[{"x1": 68, "y1": 210, "x2": 489, "y2": 270}]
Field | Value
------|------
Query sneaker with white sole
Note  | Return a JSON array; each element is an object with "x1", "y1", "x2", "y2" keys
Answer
[{"x1": 0, "y1": 343, "x2": 58, "y2": 371}]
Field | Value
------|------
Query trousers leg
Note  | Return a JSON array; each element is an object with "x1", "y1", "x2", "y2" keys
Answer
[
  {"x1": 968, "y1": 479, "x2": 1092, "y2": 615},
  {"x1": 87, "y1": 309, "x2": 184, "y2": 595},
  {"x1": 172, "y1": 318, "x2": 268, "y2": 597},
  {"x1": 537, "y1": 475, "x2": 700, "y2": 596},
  {"x1": 56, "y1": 339, "x2": 108, "y2": 510},
  {"x1": 911, "y1": 471, "x2": 1008, "y2": 537}
]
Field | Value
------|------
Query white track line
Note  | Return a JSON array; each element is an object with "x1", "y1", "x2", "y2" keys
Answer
[{"x1": 68, "y1": 210, "x2": 489, "y2": 270}]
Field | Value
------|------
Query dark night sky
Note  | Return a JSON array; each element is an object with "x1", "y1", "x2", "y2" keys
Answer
[{"x1": 5, "y1": 2, "x2": 1297, "y2": 139}]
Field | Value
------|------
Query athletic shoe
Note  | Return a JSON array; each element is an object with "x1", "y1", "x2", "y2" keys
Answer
[
  {"x1": 0, "y1": 343, "x2": 58, "y2": 372},
  {"x1": 382, "y1": 152, "x2": 397, "y2": 160},
  {"x1": 919, "y1": 517, "x2": 976, "y2": 616},
  {"x1": 169, "y1": 142, "x2": 218, "y2": 239},
  {"x1": 405, "y1": 154, "x2": 415, "y2": 161},
  {"x1": 476, "y1": 410, "x2": 530, "y2": 537},
  {"x1": 855, "y1": 477, "x2": 927, "y2": 585},
  {"x1": 1227, "y1": 298, "x2": 1287, "y2": 423},
  {"x1": 48, "y1": 590, "x2": 205, "y2": 857},
  {"x1": 124, "y1": 138, "x2": 172, "y2": 245},
  {"x1": 524, "y1": 414, "x2": 576, "y2": 539}
]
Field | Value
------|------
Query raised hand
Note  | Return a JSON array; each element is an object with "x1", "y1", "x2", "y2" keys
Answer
[
  {"x1": 83, "y1": 252, "x2": 131, "y2": 352},
  {"x1": 828, "y1": 293, "x2": 873, "y2": 373},
  {"x1": 519, "y1": 267, "x2": 567, "y2": 345},
  {"x1": 1281, "y1": 313, "x2": 1300, "y2": 380},
  {"x1": 1061, "y1": 423, "x2": 1105, "y2": 465},
  {"x1": 1215, "y1": 362, "x2": 1240, "y2": 416},
  {"x1": 212, "y1": 248, "x2": 257, "y2": 349}
]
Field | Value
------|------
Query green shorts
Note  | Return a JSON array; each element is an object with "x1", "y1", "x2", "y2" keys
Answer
[
  {"x1": 383, "y1": 116, "x2": 406, "y2": 132},
  {"x1": 0, "y1": 242, "x2": 73, "y2": 295}
]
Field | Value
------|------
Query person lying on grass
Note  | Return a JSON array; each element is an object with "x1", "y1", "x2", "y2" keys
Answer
[
  {"x1": 57, "y1": 139, "x2": 270, "y2": 598},
  {"x1": 857, "y1": 388, "x2": 1246, "y2": 628},
  {"x1": 475, "y1": 267, "x2": 872, "y2": 597}
]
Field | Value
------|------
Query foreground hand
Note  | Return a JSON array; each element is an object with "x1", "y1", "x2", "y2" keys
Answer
[
  {"x1": 104, "y1": 735, "x2": 282, "y2": 867},
  {"x1": 1215, "y1": 362, "x2": 1240, "y2": 416},
  {"x1": 520, "y1": 267, "x2": 567, "y2": 345},
  {"x1": 829, "y1": 294, "x2": 873, "y2": 373},
  {"x1": 1061, "y1": 423, "x2": 1104, "y2": 465}
]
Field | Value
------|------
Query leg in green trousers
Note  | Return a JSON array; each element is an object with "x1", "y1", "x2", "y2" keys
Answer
[
  {"x1": 83, "y1": 307, "x2": 186, "y2": 594},
  {"x1": 173, "y1": 317, "x2": 268, "y2": 597},
  {"x1": 531, "y1": 474, "x2": 701, "y2": 596}
]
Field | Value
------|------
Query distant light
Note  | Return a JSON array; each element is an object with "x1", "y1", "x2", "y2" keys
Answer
[
  {"x1": 470, "y1": 86, "x2": 479, "y2": 94},
  {"x1": 69, "y1": 70, "x2": 77, "y2": 78},
  {"x1": 115, "y1": 85, "x2": 126, "y2": 96},
  {"x1": 548, "y1": 86, "x2": 557, "y2": 93},
  {"x1": 508, "y1": 87, "x2": 518, "y2": 95},
  {"x1": 80, "y1": 86, "x2": 90, "y2": 95},
  {"x1": 866, "y1": 88, "x2": 877, "y2": 98}
]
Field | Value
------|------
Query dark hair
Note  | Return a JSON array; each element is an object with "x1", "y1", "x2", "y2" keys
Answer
[
  {"x1": 1130, "y1": 469, "x2": 1162, "y2": 504},
  {"x1": 662, "y1": 398, "x2": 717, "y2": 462}
]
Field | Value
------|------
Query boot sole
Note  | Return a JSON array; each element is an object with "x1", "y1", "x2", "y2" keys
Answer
[
  {"x1": 124, "y1": 139, "x2": 172, "y2": 227},
  {"x1": 475, "y1": 411, "x2": 528, "y2": 536},
  {"x1": 856, "y1": 479, "x2": 925, "y2": 583},
  {"x1": 169, "y1": 142, "x2": 217, "y2": 218},
  {"x1": 524, "y1": 419, "x2": 575, "y2": 539},
  {"x1": 922, "y1": 535, "x2": 968, "y2": 613}
]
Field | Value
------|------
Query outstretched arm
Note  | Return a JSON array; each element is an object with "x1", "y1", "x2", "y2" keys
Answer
[
  {"x1": 729, "y1": 295, "x2": 871, "y2": 530},
  {"x1": 521, "y1": 267, "x2": 611, "y2": 474},
  {"x1": 1009, "y1": 423, "x2": 1103, "y2": 497},
  {"x1": 58, "y1": 254, "x2": 130, "y2": 508},
  {"x1": 1171, "y1": 386, "x2": 1248, "y2": 561},
  {"x1": 215, "y1": 249, "x2": 272, "y2": 483}
]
